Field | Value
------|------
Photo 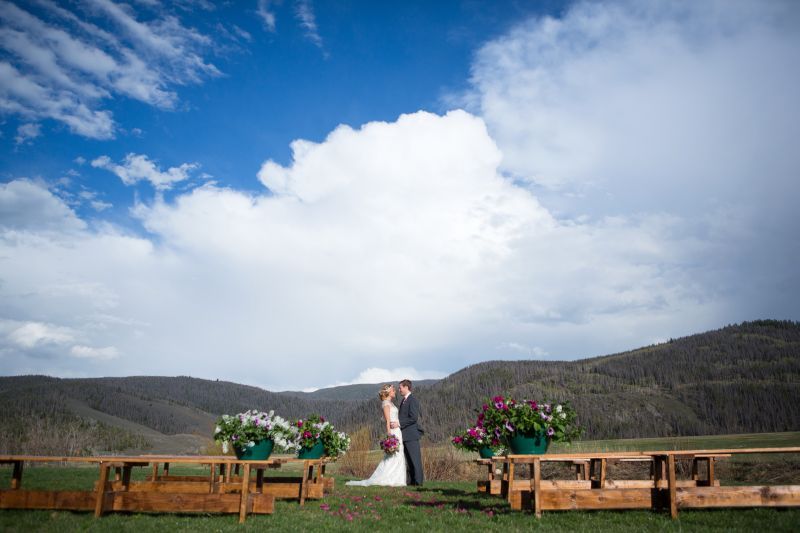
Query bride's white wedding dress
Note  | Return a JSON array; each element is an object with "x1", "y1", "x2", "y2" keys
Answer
[{"x1": 346, "y1": 400, "x2": 406, "y2": 487}]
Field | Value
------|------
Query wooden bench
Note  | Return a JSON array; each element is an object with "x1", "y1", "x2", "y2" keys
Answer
[
  {"x1": 139, "y1": 455, "x2": 332, "y2": 503},
  {"x1": 495, "y1": 447, "x2": 800, "y2": 518},
  {"x1": 0, "y1": 454, "x2": 334, "y2": 522}
]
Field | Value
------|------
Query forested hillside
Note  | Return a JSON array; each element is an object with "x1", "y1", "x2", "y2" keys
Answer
[
  {"x1": 408, "y1": 320, "x2": 800, "y2": 442},
  {"x1": 1, "y1": 320, "x2": 797, "y2": 454}
]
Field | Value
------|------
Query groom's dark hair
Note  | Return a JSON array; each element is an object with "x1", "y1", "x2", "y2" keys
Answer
[{"x1": 400, "y1": 379, "x2": 412, "y2": 390}]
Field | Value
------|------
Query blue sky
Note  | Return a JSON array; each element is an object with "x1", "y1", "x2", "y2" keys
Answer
[{"x1": 1, "y1": 0, "x2": 799, "y2": 390}]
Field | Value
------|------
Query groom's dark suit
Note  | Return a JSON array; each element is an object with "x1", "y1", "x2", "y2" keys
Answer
[{"x1": 398, "y1": 393, "x2": 424, "y2": 486}]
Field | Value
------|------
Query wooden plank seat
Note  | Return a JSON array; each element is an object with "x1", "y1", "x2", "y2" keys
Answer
[{"x1": 497, "y1": 447, "x2": 800, "y2": 518}]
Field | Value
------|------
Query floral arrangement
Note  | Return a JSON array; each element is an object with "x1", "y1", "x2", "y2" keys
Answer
[
  {"x1": 479, "y1": 395, "x2": 581, "y2": 444},
  {"x1": 379, "y1": 434, "x2": 401, "y2": 455},
  {"x1": 451, "y1": 424, "x2": 499, "y2": 452},
  {"x1": 214, "y1": 409, "x2": 299, "y2": 454},
  {"x1": 294, "y1": 414, "x2": 351, "y2": 458}
]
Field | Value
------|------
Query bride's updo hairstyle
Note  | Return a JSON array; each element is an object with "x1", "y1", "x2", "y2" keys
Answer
[{"x1": 378, "y1": 384, "x2": 392, "y2": 400}]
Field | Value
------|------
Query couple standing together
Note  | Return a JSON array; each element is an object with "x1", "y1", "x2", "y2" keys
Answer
[{"x1": 346, "y1": 379, "x2": 424, "y2": 487}]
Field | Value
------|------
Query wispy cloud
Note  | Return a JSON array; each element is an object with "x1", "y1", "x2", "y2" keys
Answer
[
  {"x1": 92, "y1": 153, "x2": 199, "y2": 190},
  {"x1": 14, "y1": 122, "x2": 40, "y2": 145},
  {"x1": 256, "y1": 0, "x2": 277, "y2": 32},
  {"x1": 294, "y1": 0, "x2": 324, "y2": 51},
  {"x1": 0, "y1": 0, "x2": 221, "y2": 138}
]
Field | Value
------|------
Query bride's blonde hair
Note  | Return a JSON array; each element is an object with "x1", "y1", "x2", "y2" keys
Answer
[{"x1": 378, "y1": 384, "x2": 393, "y2": 400}]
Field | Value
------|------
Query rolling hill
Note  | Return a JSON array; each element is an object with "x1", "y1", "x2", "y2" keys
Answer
[{"x1": 1, "y1": 320, "x2": 797, "y2": 455}]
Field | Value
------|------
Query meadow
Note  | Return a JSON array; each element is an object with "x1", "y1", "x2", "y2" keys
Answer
[{"x1": 1, "y1": 432, "x2": 799, "y2": 532}]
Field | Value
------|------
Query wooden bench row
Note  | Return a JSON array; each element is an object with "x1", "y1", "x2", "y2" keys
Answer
[
  {"x1": 475, "y1": 447, "x2": 800, "y2": 518},
  {"x1": 0, "y1": 454, "x2": 333, "y2": 523}
]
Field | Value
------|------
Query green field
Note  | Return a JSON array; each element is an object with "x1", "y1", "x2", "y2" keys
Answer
[{"x1": 1, "y1": 432, "x2": 799, "y2": 532}]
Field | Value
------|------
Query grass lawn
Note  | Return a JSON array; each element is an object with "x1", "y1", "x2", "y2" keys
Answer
[{"x1": 1, "y1": 466, "x2": 799, "y2": 532}]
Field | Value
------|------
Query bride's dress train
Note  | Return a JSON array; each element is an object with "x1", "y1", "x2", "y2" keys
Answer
[{"x1": 346, "y1": 400, "x2": 406, "y2": 487}]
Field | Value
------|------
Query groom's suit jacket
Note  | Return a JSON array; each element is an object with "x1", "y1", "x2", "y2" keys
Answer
[{"x1": 398, "y1": 393, "x2": 423, "y2": 441}]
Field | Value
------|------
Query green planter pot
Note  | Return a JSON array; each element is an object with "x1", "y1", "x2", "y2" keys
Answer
[
  {"x1": 234, "y1": 438, "x2": 274, "y2": 460},
  {"x1": 297, "y1": 439, "x2": 325, "y2": 459},
  {"x1": 508, "y1": 431, "x2": 549, "y2": 455},
  {"x1": 478, "y1": 447, "x2": 495, "y2": 459}
]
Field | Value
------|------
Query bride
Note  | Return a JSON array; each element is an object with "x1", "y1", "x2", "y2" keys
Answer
[{"x1": 346, "y1": 384, "x2": 407, "y2": 487}]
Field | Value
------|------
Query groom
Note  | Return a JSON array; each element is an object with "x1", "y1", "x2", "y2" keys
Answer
[{"x1": 393, "y1": 379, "x2": 424, "y2": 486}]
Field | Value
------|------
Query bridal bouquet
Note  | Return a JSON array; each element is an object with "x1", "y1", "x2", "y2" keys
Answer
[
  {"x1": 214, "y1": 409, "x2": 299, "y2": 454},
  {"x1": 380, "y1": 434, "x2": 401, "y2": 455}
]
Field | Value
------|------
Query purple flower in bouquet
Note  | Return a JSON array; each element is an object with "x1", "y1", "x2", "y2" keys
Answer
[
  {"x1": 547, "y1": 427, "x2": 555, "y2": 437},
  {"x1": 380, "y1": 434, "x2": 400, "y2": 455},
  {"x1": 504, "y1": 421, "x2": 515, "y2": 433}
]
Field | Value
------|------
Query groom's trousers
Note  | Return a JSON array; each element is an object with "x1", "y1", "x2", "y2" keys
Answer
[{"x1": 404, "y1": 439, "x2": 424, "y2": 486}]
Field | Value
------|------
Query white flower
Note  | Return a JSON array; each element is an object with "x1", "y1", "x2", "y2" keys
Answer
[
  {"x1": 560, "y1": 413, "x2": 566, "y2": 419},
  {"x1": 214, "y1": 426, "x2": 221, "y2": 434},
  {"x1": 556, "y1": 405, "x2": 563, "y2": 413}
]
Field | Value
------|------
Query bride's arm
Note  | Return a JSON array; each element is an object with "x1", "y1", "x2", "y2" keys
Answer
[{"x1": 382, "y1": 403, "x2": 392, "y2": 434}]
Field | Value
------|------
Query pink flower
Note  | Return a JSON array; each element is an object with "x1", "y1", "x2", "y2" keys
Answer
[
  {"x1": 320, "y1": 503, "x2": 330, "y2": 511},
  {"x1": 547, "y1": 427, "x2": 555, "y2": 436}
]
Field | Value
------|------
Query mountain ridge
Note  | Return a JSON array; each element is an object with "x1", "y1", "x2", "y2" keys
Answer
[{"x1": 1, "y1": 320, "x2": 797, "y2": 454}]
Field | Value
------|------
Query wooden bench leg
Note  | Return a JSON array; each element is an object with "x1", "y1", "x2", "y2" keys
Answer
[
  {"x1": 300, "y1": 461, "x2": 310, "y2": 506},
  {"x1": 667, "y1": 455, "x2": 677, "y2": 519},
  {"x1": 599, "y1": 459, "x2": 607, "y2": 489},
  {"x1": 11, "y1": 461, "x2": 23, "y2": 489},
  {"x1": 708, "y1": 457, "x2": 716, "y2": 486},
  {"x1": 238, "y1": 463, "x2": 251, "y2": 524},
  {"x1": 94, "y1": 463, "x2": 110, "y2": 518},
  {"x1": 209, "y1": 462, "x2": 218, "y2": 494},
  {"x1": 150, "y1": 462, "x2": 158, "y2": 481},
  {"x1": 163, "y1": 462, "x2": 170, "y2": 477},
  {"x1": 256, "y1": 468, "x2": 264, "y2": 494},
  {"x1": 505, "y1": 461, "x2": 515, "y2": 503},
  {"x1": 121, "y1": 466, "x2": 132, "y2": 491},
  {"x1": 533, "y1": 457, "x2": 542, "y2": 518}
]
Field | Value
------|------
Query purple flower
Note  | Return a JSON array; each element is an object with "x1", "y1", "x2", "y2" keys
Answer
[
  {"x1": 504, "y1": 421, "x2": 515, "y2": 433},
  {"x1": 544, "y1": 403, "x2": 551, "y2": 413},
  {"x1": 547, "y1": 427, "x2": 555, "y2": 436}
]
